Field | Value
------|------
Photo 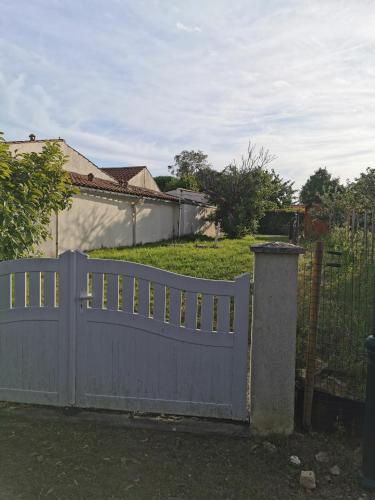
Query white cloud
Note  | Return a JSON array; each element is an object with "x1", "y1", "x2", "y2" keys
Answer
[
  {"x1": 176, "y1": 21, "x2": 201, "y2": 33},
  {"x1": 1, "y1": 0, "x2": 375, "y2": 188}
]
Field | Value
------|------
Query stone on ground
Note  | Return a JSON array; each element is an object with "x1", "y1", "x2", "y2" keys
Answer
[
  {"x1": 330, "y1": 465, "x2": 341, "y2": 476},
  {"x1": 289, "y1": 455, "x2": 301, "y2": 466},
  {"x1": 300, "y1": 470, "x2": 316, "y2": 490},
  {"x1": 262, "y1": 441, "x2": 277, "y2": 453},
  {"x1": 315, "y1": 451, "x2": 329, "y2": 463}
]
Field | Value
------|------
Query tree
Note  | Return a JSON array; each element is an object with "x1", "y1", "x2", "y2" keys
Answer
[
  {"x1": 168, "y1": 150, "x2": 210, "y2": 190},
  {"x1": 196, "y1": 143, "x2": 294, "y2": 238},
  {"x1": 0, "y1": 135, "x2": 76, "y2": 260},
  {"x1": 347, "y1": 167, "x2": 375, "y2": 210},
  {"x1": 154, "y1": 175, "x2": 191, "y2": 192},
  {"x1": 300, "y1": 167, "x2": 342, "y2": 207}
]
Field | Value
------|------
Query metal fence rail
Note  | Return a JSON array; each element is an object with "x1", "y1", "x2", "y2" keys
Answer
[{"x1": 297, "y1": 211, "x2": 375, "y2": 401}]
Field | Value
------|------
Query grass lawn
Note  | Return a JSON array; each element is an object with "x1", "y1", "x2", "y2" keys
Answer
[{"x1": 88, "y1": 234, "x2": 287, "y2": 280}]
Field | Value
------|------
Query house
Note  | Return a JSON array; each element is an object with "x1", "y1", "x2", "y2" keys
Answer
[{"x1": 6, "y1": 135, "x2": 215, "y2": 257}]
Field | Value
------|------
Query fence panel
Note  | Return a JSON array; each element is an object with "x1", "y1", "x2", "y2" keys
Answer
[
  {"x1": 0, "y1": 258, "x2": 68, "y2": 406},
  {"x1": 298, "y1": 214, "x2": 375, "y2": 401},
  {"x1": 75, "y1": 256, "x2": 250, "y2": 420}
]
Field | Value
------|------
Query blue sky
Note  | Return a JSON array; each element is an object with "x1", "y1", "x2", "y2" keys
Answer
[{"x1": 1, "y1": 0, "x2": 375, "y2": 187}]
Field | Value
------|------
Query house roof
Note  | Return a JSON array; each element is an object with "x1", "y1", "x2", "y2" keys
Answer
[
  {"x1": 69, "y1": 172, "x2": 179, "y2": 202},
  {"x1": 101, "y1": 166, "x2": 146, "y2": 184},
  {"x1": 5, "y1": 138, "x2": 65, "y2": 144}
]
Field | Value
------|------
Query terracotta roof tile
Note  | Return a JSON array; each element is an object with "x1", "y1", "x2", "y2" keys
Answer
[
  {"x1": 69, "y1": 171, "x2": 178, "y2": 202},
  {"x1": 101, "y1": 166, "x2": 146, "y2": 184}
]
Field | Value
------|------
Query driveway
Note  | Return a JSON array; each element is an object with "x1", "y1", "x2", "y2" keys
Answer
[{"x1": 0, "y1": 404, "x2": 371, "y2": 499}]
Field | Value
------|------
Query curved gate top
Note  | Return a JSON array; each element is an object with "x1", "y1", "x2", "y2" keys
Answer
[{"x1": 0, "y1": 251, "x2": 250, "y2": 421}]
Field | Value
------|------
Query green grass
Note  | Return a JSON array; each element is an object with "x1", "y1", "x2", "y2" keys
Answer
[{"x1": 88, "y1": 234, "x2": 287, "y2": 280}]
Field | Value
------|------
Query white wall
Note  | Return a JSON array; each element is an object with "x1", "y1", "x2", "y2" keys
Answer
[
  {"x1": 7, "y1": 140, "x2": 113, "y2": 181},
  {"x1": 38, "y1": 191, "x2": 180, "y2": 256},
  {"x1": 180, "y1": 204, "x2": 216, "y2": 238},
  {"x1": 130, "y1": 168, "x2": 161, "y2": 191}
]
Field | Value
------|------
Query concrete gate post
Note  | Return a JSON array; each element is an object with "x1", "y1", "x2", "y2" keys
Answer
[{"x1": 250, "y1": 242, "x2": 304, "y2": 435}]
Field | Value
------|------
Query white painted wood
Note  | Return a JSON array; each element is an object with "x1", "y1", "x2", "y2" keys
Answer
[
  {"x1": 0, "y1": 274, "x2": 10, "y2": 310},
  {"x1": 217, "y1": 296, "x2": 230, "y2": 333},
  {"x1": 138, "y1": 279, "x2": 149, "y2": 317},
  {"x1": 153, "y1": 283, "x2": 165, "y2": 321},
  {"x1": 201, "y1": 294, "x2": 213, "y2": 332},
  {"x1": 0, "y1": 257, "x2": 65, "y2": 406},
  {"x1": 185, "y1": 292, "x2": 197, "y2": 330},
  {"x1": 0, "y1": 252, "x2": 251, "y2": 421},
  {"x1": 169, "y1": 288, "x2": 181, "y2": 326},
  {"x1": 29, "y1": 272, "x2": 41, "y2": 307},
  {"x1": 43, "y1": 272, "x2": 55, "y2": 308},
  {"x1": 106, "y1": 274, "x2": 119, "y2": 311},
  {"x1": 122, "y1": 275, "x2": 134, "y2": 313},
  {"x1": 92, "y1": 273, "x2": 103, "y2": 309},
  {"x1": 88, "y1": 259, "x2": 235, "y2": 295}
]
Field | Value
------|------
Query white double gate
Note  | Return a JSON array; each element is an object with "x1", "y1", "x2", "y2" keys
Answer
[{"x1": 0, "y1": 251, "x2": 250, "y2": 420}]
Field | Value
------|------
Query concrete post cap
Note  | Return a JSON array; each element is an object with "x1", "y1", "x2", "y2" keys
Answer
[{"x1": 250, "y1": 241, "x2": 305, "y2": 255}]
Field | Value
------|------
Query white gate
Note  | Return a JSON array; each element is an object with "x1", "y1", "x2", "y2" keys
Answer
[{"x1": 0, "y1": 251, "x2": 250, "y2": 420}]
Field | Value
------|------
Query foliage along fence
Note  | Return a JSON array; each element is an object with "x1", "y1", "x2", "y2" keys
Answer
[{"x1": 297, "y1": 211, "x2": 375, "y2": 401}]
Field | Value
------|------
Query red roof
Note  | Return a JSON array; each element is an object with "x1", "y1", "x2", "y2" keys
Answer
[
  {"x1": 69, "y1": 172, "x2": 178, "y2": 202},
  {"x1": 101, "y1": 166, "x2": 146, "y2": 184}
]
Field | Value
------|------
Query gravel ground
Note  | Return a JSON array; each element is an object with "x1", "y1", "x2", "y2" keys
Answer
[{"x1": 0, "y1": 404, "x2": 373, "y2": 500}]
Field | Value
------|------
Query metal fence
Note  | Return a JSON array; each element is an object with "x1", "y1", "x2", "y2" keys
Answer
[{"x1": 297, "y1": 211, "x2": 375, "y2": 402}]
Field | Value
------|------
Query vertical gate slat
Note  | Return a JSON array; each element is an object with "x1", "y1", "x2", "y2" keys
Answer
[
  {"x1": 43, "y1": 272, "x2": 55, "y2": 308},
  {"x1": 14, "y1": 272, "x2": 26, "y2": 308},
  {"x1": 169, "y1": 288, "x2": 181, "y2": 326},
  {"x1": 29, "y1": 272, "x2": 41, "y2": 307},
  {"x1": 92, "y1": 273, "x2": 104, "y2": 309},
  {"x1": 138, "y1": 279, "x2": 149, "y2": 317},
  {"x1": 185, "y1": 291, "x2": 197, "y2": 330},
  {"x1": 107, "y1": 274, "x2": 119, "y2": 310},
  {"x1": 217, "y1": 295, "x2": 231, "y2": 333},
  {"x1": 153, "y1": 283, "x2": 165, "y2": 321},
  {"x1": 201, "y1": 294, "x2": 213, "y2": 331},
  {"x1": 0, "y1": 274, "x2": 10, "y2": 309},
  {"x1": 122, "y1": 275, "x2": 134, "y2": 313}
]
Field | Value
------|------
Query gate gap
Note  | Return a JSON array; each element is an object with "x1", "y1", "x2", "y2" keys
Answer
[
  {"x1": 87, "y1": 273, "x2": 93, "y2": 308},
  {"x1": 40, "y1": 272, "x2": 45, "y2": 306},
  {"x1": 230, "y1": 296, "x2": 235, "y2": 332},
  {"x1": 212, "y1": 296, "x2": 218, "y2": 332},
  {"x1": 10, "y1": 273, "x2": 15, "y2": 308},
  {"x1": 149, "y1": 283, "x2": 154, "y2": 317},
  {"x1": 133, "y1": 277, "x2": 139, "y2": 313},
  {"x1": 165, "y1": 287, "x2": 170, "y2": 322},
  {"x1": 25, "y1": 272, "x2": 30, "y2": 307},
  {"x1": 196, "y1": 293, "x2": 202, "y2": 330},
  {"x1": 118, "y1": 275, "x2": 123, "y2": 311},
  {"x1": 180, "y1": 291, "x2": 186, "y2": 326},
  {"x1": 55, "y1": 272, "x2": 59, "y2": 307},
  {"x1": 103, "y1": 274, "x2": 108, "y2": 309}
]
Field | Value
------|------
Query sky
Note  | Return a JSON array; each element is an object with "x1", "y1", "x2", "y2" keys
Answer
[{"x1": 1, "y1": 0, "x2": 375, "y2": 188}]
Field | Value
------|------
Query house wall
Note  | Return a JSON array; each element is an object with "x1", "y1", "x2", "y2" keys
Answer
[
  {"x1": 7, "y1": 141, "x2": 113, "y2": 182},
  {"x1": 38, "y1": 191, "x2": 180, "y2": 257},
  {"x1": 180, "y1": 204, "x2": 216, "y2": 238},
  {"x1": 129, "y1": 168, "x2": 161, "y2": 191},
  {"x1": 39, "y1": 192, "x2": 215, "y2": 257}
]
